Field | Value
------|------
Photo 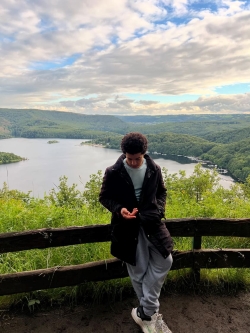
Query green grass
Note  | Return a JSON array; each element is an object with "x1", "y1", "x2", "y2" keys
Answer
[{"x1": 1, "y1": 168, "x2": 250, "y2": 309}]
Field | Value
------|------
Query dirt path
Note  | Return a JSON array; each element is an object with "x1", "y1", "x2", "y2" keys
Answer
[{"x1": 1, "y1": 291, "x2": 250, "y2": 333}]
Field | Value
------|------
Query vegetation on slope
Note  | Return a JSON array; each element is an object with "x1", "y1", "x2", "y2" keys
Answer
[
  {"x1": 203, "y1": 126, "x2": 250, "y2": 144},
  {"x1": 0, "y1": 108, "x2": 130, "y2": 138},
  {"x1": 201, "y1": 138, "x2": 250, "y2": 181},
  {"x1": 88, "y1": 132, "x2": 250, "y2": 181},
  {"x1": 117, "y1": 114, "x2": 250, "y2": 124}
]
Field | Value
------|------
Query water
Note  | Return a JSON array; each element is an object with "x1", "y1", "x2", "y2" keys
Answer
[{"x1": 0, "y1": 138, "x2": 235, "y2": 197}]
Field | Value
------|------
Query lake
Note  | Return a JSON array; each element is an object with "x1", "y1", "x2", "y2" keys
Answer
[{"x1": 0, "y1": 138, "x2": 235, "y2": 197}]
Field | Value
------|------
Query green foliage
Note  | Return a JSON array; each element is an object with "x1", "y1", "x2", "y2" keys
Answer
[
  {"x1": 118, "y1": 114, "x2": 250, "y2": 126},
  {"x1": 0, "y1": 108, "x2": 130, "y2": 138},
  {"x1": 203, "y1": 126, "x2": 250, "y2": 144},
  {"x1": 1, "y1": 167, "x2": 250, "y2": 307},
  {"x1": 86, "y1": 133, "x2": 123, "y2": 149},
  {"x1": 82, "y1": 170, "x2": 104, "y2": 210},
  {"x1": 91, "y1": 132, "x2": 216, "y2": 156},
  {"x1": 90, "y1": 130, "x2": 250, "y2": 182},
  {"x1": 147, "y1": 133, "x2": 215, "y2": 156},
  {"x1": 201, "y1": 138, "x2": 250, "y2": 181},
  {"x1": 46, "y1": 176, "x2": 83, "y2": 207},
  {"x1": 162, "y1": 164, "x2": 219, "y2": 204},
  {"x1": 0, "y1": 152, "x2": 24, "y2": 164},
  {"x1": 241, "y1": 174, "x2": 250, "y2": 199},
  {"x1": 0, "y1": 182, "x2": 31, "y2": 203}
]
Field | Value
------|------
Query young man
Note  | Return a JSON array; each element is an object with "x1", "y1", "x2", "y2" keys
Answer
[{"x1": 99, "y1": 132, "x2": 173, "y2": 333}]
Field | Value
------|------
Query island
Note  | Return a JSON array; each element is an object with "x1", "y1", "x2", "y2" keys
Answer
[
  {"x1": 0, "y1": 152, "x2": 25, "y2": 164},
  {"x1": 47, "y1": 140, "x2": 59, "y2": 144}
]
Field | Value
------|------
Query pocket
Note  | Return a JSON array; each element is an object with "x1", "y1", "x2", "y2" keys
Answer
[
  {"x1": 139, "y1": 209, "x2": 161, "y2": 223},
  {"x1": 111, "y1": 220, "x2": 138, "y2": 243}
]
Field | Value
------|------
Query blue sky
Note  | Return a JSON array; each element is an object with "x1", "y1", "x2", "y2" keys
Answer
[{"x1": 0, "y1": 0, "x2": 250, "y2": 115}]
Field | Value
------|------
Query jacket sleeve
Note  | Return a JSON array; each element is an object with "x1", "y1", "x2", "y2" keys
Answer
[
  {"x1": 99, "y1": 168, "x2": 123, "y2": 215},
  {"x1": 156, "y1": 168, "x2": 167, "y2": 217}
]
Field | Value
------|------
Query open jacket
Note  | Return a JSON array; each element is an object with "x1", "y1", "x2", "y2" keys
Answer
[{"x1": 99, "y1": 154, "x2": 173, "y2": 265}]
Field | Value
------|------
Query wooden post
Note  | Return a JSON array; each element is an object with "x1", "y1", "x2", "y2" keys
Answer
[{"x1": 192, "y1": 235, "x2": 202, "y2": 283}]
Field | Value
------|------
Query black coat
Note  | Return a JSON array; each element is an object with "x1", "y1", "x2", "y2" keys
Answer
[{"x1": 99, "y1": 154, "x2": 173, "y2": 265}]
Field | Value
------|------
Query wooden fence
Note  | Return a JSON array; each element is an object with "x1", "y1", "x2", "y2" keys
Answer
[{"x1": 0, "y1": 218, "x2": 250, "y2": 296}]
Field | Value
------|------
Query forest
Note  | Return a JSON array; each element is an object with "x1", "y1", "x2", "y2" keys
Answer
[{"x1": 0, "y1": 108, "x2": 250, "y2": 181}]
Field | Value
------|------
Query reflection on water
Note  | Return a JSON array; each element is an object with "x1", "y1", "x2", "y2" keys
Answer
[
  {"x1": 0, "y1": 138, "x2": 235, "y2": 197},
  {"x1": 151, "y1": 153, "x2": 195, "y2": 164}
]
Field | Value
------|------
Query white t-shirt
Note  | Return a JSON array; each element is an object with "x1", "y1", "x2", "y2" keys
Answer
[{"x1": 123, "y1": 158, "x2": 147, "y2": 201}]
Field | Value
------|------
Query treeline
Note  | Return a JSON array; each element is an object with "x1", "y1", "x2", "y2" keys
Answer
[
  {"x1": 201, "y1": 138, "x2": 250, "y2": 181},
  {"x1": 91, "y1": 133, "x2": 216, "y2": 157},
  {"x1": 0, "y1": 152, "x2": 24, "y2": 164},
  {"x1": 89, "y1": 131, "x2": 250, "y2": 182},
  {"x1": 133, "y1": 120, "x2": 250, "y2": 138},
  {"x1": 1, "y1": 108, "x2": 250, "y2": 139},
  {"x1": 0, "y1": 108, "x2": 130, "y2": 138},
  {"x1": 203, "y1": 127, "x2": 250, "y2": 144},
  {"x1": 118, "y1": 114, "x2": 250, "y2": 124}
]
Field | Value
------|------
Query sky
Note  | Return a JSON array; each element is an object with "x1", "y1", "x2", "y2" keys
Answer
[{"x1": 0, "y1": 0, "x2": 250, "y2": 115}]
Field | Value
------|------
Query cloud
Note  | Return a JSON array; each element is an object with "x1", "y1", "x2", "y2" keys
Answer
[
  {"x1": 0, "y1": 0, "x2": 249, "y2": 115},
  {"x1": 168, "y1": 93, "x2": 250, "y2": 113}
]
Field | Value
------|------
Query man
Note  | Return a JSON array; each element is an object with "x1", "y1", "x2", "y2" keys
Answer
[{"x1": 99, "y1": 132, "x2": 173, "y2": 333}]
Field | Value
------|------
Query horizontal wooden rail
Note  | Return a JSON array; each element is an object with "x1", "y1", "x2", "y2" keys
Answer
[
  {"x1": 0, "y1": 225, "x2": 111, "y2": 254},
  {"x1": 0, "y1": 249, "x2": 250, "y2": 296},
  {"x1": 1, "y1": 218, "x2": 250, "y2": 254},
  {"x1": 1, "y1": 218, "x2": 250, "y2": 296}
]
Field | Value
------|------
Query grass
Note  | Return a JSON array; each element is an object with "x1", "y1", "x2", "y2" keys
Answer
[{"x1": 1, "y1": 172, "x2": 250, "y2": 309}]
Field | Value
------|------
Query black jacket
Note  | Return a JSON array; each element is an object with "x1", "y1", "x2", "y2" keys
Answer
[{"x1": 99, "y1": 154, "x2": 173, "y2": 265}]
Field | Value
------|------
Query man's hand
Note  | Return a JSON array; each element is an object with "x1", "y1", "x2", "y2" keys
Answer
[{"x1": 121, "y1": 208, "x2": 138, "y2": 219}]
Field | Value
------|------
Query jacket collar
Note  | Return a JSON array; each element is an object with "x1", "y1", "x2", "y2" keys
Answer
[{"x1": 112, "y1": 153, "x2": 159, "y2": 172}]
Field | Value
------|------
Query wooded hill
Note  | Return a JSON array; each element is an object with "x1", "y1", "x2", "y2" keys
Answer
[
  {"x1": 0, "y1": 108, "x2": 250, "y2": 181},
  {"x1": 95, "y1": 133, "x2": 250, "y2": 182},
  {"x1": 0, "y1": 108, "x2": 130, "y2": 138}
]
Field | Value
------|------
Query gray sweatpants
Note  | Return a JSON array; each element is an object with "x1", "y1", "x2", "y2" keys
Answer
[{"x1": 126, "y1": 226, "x2": 173, "y2": 317}]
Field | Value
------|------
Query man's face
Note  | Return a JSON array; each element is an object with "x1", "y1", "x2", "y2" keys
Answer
[{"x1": 125, "y1": 152, "x2": 144, "y2": 169}]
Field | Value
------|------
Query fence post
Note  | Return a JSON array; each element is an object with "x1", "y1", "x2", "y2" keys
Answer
[{"x1": 192, "y1": 235, "x2": 202, "y2": 283}]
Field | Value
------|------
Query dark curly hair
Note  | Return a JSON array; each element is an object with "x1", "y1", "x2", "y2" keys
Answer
[{"x1": 121, "y1": 132, "x2": 148, "y2": 154}]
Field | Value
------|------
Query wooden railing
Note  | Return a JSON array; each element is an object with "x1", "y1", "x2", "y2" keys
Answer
[{"x1": 0, "y1": 218, "x2": 250, "y2": 296}]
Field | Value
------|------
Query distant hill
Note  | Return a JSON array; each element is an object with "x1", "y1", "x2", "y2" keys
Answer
[
  {"x1": 1, "y1": 109, "x2": 250, "y2": 139},
  {"x1": 203, "y1": 127, "x2": 250, "y2": 144},
  {"x1": 90, "y1": 130, "x2": 250, "y2": 182},
  {"x1": 118, "y1": 114, "x2": 250, "y2": 124},
  {"x1": 132, "y1": 121, "x2": 250, "y2": 138},
  {"x1": 0, "y1": 108, "x2": 130, "y2": 138},
  {"x1": 90, "y1": 132, "x2": 216, "y2": 156},
  {"x1": 201, "y1": 137, "x2": 250, "y2": 181}
]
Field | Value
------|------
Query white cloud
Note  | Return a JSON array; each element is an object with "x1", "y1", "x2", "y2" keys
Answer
[{"x1": 0, "y1": 0, "x2": 249, "y2": 114}]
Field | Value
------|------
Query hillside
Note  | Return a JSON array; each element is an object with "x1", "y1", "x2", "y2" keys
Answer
[
  {"x1": 203, "y1": 126, "x2": 250, "y2": 143},
  {"x1": 201, "y1": 138, "x2": 250, "y2": 181},
  {"x1": 118, "y1": 114, "x2": 250, "y2": 124},
  {"x1": 0, "y1": 108, "x2": 130, "y2": 138},
  {"x1": 132, "y1": 121, "x2": 250, "y2": 138},
  {"x1": 90, "y1": 131, "x2": 250, "y2": 181}
]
